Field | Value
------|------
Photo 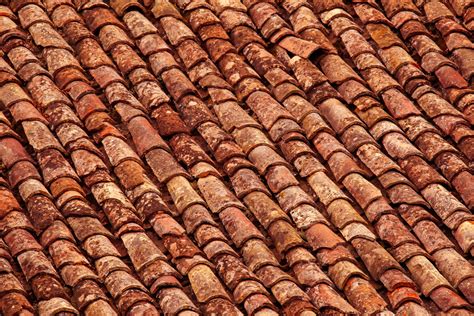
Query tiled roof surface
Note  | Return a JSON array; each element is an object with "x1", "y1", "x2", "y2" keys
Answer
[{"x1": 0, "y1": 0, "x2": 473, "y2": 314}]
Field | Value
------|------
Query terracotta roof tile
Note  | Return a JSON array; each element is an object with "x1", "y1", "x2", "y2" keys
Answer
[{"x1": 0, "y1": 0, "x2": 473, "y2": 314}]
